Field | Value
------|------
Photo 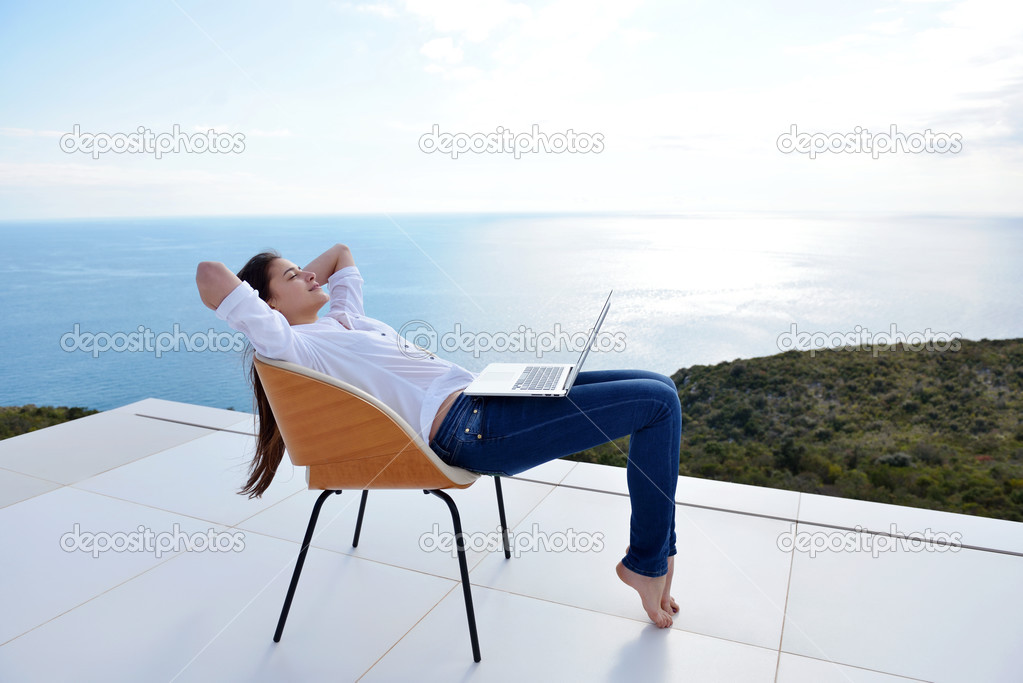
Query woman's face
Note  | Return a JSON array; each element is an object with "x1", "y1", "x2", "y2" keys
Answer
[{"x1": 265, "y1": 258, "x2": 329, "y2": 325}]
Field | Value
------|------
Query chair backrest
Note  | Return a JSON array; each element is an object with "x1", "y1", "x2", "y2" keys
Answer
[{"x1": 253, "y1": 353, "x2": 479, "y2": 491}]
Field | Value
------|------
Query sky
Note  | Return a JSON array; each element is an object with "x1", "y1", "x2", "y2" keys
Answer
[{"x1": 0, "y1": 0, "x2": 1021, "y2": 219}]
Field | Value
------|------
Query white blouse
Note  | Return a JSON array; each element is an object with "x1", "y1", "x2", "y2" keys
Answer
[{"x1": 215, "y1": 265, "x2": 477, "y2": 442}]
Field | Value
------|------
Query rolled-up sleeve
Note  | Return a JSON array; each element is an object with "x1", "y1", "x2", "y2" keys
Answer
[
  {"x1": 327, "y1": 265, "x2": 365, "y2": 322},
  {"x1": 215, "y1": 281, "x2": 305, "y2": 361}
]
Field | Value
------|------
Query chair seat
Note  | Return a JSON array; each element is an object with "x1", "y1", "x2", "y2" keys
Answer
[{"x1": 254, "y1": 354, "x2": 479, "y2": 490}]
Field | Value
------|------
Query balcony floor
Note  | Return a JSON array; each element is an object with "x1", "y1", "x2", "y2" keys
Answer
[{"x1": 0, "y1": 398, "x2": 1021, "y2": 682}]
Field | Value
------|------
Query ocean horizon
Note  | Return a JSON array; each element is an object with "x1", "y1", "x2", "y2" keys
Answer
[{"x1": 2, "y1": 212, "x2": 1021, "y2": 414}]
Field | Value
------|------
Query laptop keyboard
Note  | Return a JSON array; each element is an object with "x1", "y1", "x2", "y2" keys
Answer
[{"x1": 514, "y1": 366, "x2": 565, "y2": 391}]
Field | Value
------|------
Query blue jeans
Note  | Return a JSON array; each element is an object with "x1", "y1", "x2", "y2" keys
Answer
[{"x1": 428, "y1": 370, "x2": 682, "y2": 577}]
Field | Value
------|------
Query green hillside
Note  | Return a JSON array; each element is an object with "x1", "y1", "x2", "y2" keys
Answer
[
  {"x1": 0, "y1": 405, "x2": 100, "y2": 440},
  {"x1": 566, "y1": 338, "x2": 1023, "y2": 522}
]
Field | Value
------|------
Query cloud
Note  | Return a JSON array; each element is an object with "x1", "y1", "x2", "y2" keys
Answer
[
  {"x1": 0, "y1": 162, "x2": 264, "y2": 188},
  {"x1": 192, "y1": 124, "x2": 292, "y2": 138},
  {"x1": 246, "y1": 128, "x2": 295, "y2": 138},
  {"x1": 620, "y1": 27, "x2": 655, "y2": 45},
  {"x1": 868, "y1": 18, "x2": 906, "y2": 34},
  {"x1": 331, "y1": 1, "x2": 398, "y2": 19},
  {"x1": 193, "y1": 124, "x2": 237, "y2": 134},
  {"x1": 420, "y1": 37, "x2": 463, "y2": 64},
  {"x1": 770, "y1": 0, "x2": 1023, "y2": 151},
  {"x1": 403, "y1": 0, "x2": 531, "y2": 41},
  {"x1": 409, "y1": 0, "x2": 645, "y2": 118},
  {"x1": 0, "y1": 127, "x2": 64, "y2": 138}
]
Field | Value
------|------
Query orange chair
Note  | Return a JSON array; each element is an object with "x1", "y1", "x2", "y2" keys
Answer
[{"x1": 253, "y1": 353, "x2": 510, "y2": 662}]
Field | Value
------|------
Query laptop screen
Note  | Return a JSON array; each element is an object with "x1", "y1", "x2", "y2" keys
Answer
[{"x1": 564, "y1": 290, "x2": 613, "y2": 392}]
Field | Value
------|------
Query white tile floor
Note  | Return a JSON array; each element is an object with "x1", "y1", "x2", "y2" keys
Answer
[{"x1": 0, "y1": 398, "x2": 1020, "y2": 682}]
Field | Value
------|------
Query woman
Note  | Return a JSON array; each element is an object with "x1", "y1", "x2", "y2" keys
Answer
[{"x1": 196, "y1": 243, "x2": 683, "y2": 628}]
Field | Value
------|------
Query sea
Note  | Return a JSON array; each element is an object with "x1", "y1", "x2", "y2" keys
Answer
[{"x1": 1, "y1": 213, "x2": 1021, "y2": 413}]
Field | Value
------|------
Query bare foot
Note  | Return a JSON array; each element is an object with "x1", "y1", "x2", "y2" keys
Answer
[
  {"x1": 616, "y1": 561, "x2": 674, "y2": 628},
  {"x1": 626, "y1": 545, "x2": 678, "y2": 616},
  {"x1": 661, "y1": 555, "x2": 678, "y2": 615}
]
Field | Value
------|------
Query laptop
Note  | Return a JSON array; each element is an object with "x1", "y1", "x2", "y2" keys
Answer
[{"x1": 463, "y1": 290, "x2": 613, "y2": 397}]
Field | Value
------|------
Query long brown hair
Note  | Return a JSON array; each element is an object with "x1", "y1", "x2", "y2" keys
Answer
[{"x1": 236, "y1": 250, "x2": 286, "y2": 498}]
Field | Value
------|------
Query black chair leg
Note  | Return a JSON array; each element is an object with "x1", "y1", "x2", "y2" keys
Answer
[
  {"x1": 494, "y1": 476, "x2": 511, "y2": 559},
  {"x1": 274, "y1": 489, "x2": 341, "y2": 643},
  {"x1": 425, "y1": 488, "x2": 481, "y2": 663},
  {"x1": 352, "y1": 490, "x2": 370, "y2": 547}
]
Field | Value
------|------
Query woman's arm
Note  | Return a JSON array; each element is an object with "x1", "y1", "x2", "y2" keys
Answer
[
  {"x1": 195, "y1": 261, "x2": 242, "y2": 310},
  {"x1": 304, "y1": 243, "x2": 355, "y2": 287}
]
